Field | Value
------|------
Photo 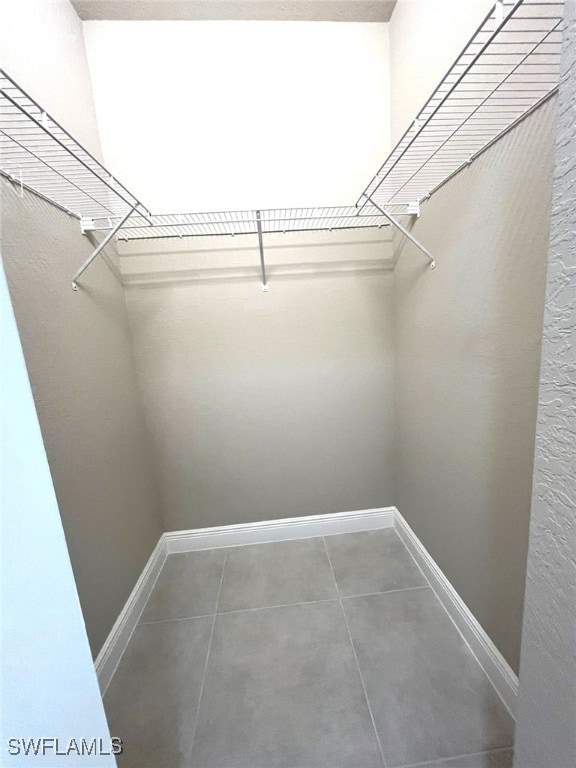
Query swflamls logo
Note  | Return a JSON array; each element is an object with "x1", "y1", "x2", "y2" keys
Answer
[{"x1": 7, "y1": 737, "x2": 123, "y2": 757}]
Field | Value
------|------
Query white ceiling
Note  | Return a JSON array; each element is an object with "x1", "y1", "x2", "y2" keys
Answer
[
  {"x1": 71, "y1": 1, "x2": 397, "y2": 22},
  {"x1": 82, "y1": 20, "x2": 390, "y2": 212}
]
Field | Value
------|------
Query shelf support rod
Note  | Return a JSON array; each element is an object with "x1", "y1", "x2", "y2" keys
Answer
[
  {"x1": 255, "y1": 210, "x2": 268, "y2": 291},
  {"x1": 365, "y1": 197, "x2": 436, "y2": 269},
  {"x1": 71, "y1": 205, "x2": 137, "y2": 290}
]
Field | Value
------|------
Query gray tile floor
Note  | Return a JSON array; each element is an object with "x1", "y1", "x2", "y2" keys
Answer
[{"x1": 104, "y1": 529, "x2": 514, "y2": 768}]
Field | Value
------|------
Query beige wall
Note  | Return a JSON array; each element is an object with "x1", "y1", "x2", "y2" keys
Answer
[
  {"x1": 0, "y1": 0, "x2": 103, "y2": 159},
  {"x1": 392, "y1": 97, "x2": 556, "y2": 672},
  {"x1": 119, "y1": 229, "x2": 396, "y2": 531},
  {"x1": 0, "y1": 0, "x2": 163, "y2": 658},
  {"x1": 389, "y1": 0, "x2": 494, "y2": 143},
  {"x1": 1, "y1": 183, "x2": 163, "y2": 657}
]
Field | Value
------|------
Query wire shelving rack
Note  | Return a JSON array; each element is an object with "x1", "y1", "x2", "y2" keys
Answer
[
  {"x1": 357, "y1": 0, "x2": 564, "y2": 214},
  {"x1": 88, "y1": 207, "x2": 402, "y2": 241},
  {"x1": 0, "y1": 69, "x2": 150, "y2": 220},
  {"x1": 0, "y1": 0, "x2": 565, "y2": 285}
]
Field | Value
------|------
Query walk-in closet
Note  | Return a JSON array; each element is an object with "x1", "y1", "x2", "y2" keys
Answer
[{"x1": 2, "y1": 1, "x2": 575, "y2": 767}]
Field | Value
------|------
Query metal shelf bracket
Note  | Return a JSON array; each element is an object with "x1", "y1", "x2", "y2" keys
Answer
[
  {"x1": 80, "y1": 217, "x2": 95, "y2": 234},
  {"x1": 366, "y1": 197, "x2": 436, "y2": 270},
  {"x1": 255, "y1": 210, "x2": 269, "y2": 291},
  {"x1": 72, "y1": 205, "x2": 137, "y2": 290}
]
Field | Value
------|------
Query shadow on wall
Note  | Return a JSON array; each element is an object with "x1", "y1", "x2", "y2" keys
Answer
[
  {"x1": 118, "y1": 231, "x2": 395, "y2": 287},
  {"x1": 121, "y1": 259, "x2": 392, "y2": 288}
]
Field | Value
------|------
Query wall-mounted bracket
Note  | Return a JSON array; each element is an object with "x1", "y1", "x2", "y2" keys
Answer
[
  {"x1": 7, "y1": 167, "x2": 24, "y2": 197},
  {"x1": 80, "y1": 217, "x2": 95, "y2": 234},
  {"x1": 406, "y1": 201, "x2": 420, "y2": 217},
  {"x1": 255, "y1": 210, "x2": 268, "y2": 291},
  {"x1": 366, "y1": 196, "x2": 436, "y2": 269},
  {"x1": 72, "y1": 205, "x2": 137, "y2": 290}
]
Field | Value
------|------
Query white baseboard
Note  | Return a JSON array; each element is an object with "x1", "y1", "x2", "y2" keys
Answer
[
  {"x1": 393, "y1": 508, "x2": 518, "y2": 717},
  {"x1": 95, "y1": 507, "x2": 394, "y2": 693},
  {"x1": 163, "y1": 507, "x2": 396, "y2": 553},
  {"x1": 95, "y1": 536, "x2": 167, "y2": 694},
  {"x1": 96, "y1": 504, "x2": 518, "y2": 719}
]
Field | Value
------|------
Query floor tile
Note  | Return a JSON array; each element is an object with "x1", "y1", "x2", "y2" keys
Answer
[
  {"x1": 190, "y1": 601, "x2": 384, "y2": 768},
  {"x1": 343, "y1": 589, "x2": 514, "y2": 767},
  {"x1": 104, "y1": 617, "x2": 213, "y2": 768},
  {"x1": 140, "y1": 548, "x2": 227, "y2": 622},
  {"x1": 325, "y1": 529, "x2": 427, "y2": 596},
  {"x1": 217, "y1": 537, "x2": 337, "y2": 612},
  {"x1": 412, "y1": 748, "x2": 514, "y2": 768}
]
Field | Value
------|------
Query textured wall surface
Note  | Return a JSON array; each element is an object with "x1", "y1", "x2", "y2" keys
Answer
[
  {"x1": 1, "y1": 184, "x2": 163, "y2": 657},
  {"x1": 514, "y1": 4, "x2": 576, "y2": 765},
  {"x1": 120, "y1": 229, "x2": 396, "y2": 531},
  {"x1": 392, "y1": 98, "x2": 557, "y2": 672}
]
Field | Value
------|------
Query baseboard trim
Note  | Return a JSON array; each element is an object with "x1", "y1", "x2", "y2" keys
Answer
[
  {"x1": 95, "y1": 507, "x2": 394, "y2": 692},
  {"x1": 95, "y1": 536, "x2": 167, "y2": 695},
  {"x1": 163, "y1": 507, "x2": 396, "y2": 554},
  {"x1": 96, "y1": 505, "x2": 518, "y2": 718},
  {"x1": 393, "y1": 508, "x2": 518, "y2": 717}
]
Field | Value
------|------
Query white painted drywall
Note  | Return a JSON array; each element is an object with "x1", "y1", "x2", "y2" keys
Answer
[
  {"x1": 513, "y1": 4, "x2": 576, "y2": 764},
  {"x1": 389, "y1": 0, "x2": 495, "y2": 143},
  {"x1": 1, "y1": 182, "x2": 164, "y2": 658},
  {"x1": 0, "y1": 0, "x2": 163, "y2": 658},
  {"x1": 1, "y1": 261, "x2": 115, "y2": 767},
  {"x1": 0, "y1": 0, "x2": 103, "y2": 159},
  {"x1": 82, "y1": 20, "x2": 390, "y2": 211},
  {"x1": 119, "y1": 229, "x2": 396, "y2": 531},
  {"x1": 392, "y1": 96, "x2": 557, "y2": 673}
]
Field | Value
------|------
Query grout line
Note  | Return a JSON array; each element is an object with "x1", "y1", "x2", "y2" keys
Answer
[
  {"x1": 212, "y1": 547, "x2": 229, "y2": 616},
  {"x1": 322, "y1": 537, "x2": 389, "y2": 768},
  {"x1": 341, "y1": 585, "x2": 431, "y2": 600},
  {"x1": 216, "y1": 597, "x2": 338, "y2": 616},
  {"x1": 391, "y1": 745, "x2": 514, "y2": 768},
  {"x1": 137, "y1": 613, "x2": 214, "y2": 627},
  {"x1": 394, "y1": 513, "x2": 516, "y2": 717},
  {"x1": 185, "y1": 549, "x2": 229, "y2": 768},
  {"x1": 136, "y1": 586, "x2": 432, "y2": 628},
  {"x1": 394, "y1": 518, "x2": 433, "y2": 590},
  {"x1": 321, "y1": 536, "x2": 342, "y2": 597}
]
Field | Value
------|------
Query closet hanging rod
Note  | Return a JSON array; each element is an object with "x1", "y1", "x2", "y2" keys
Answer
[
  {"x1": 86, "y1": 212, "x2": 403, "y2": 232},
  {"x1": 421, "y1": 84, "x2": 559, "y2": 200},
  {"x1": 83, "y1": 206, "x2": 409, "y2": 240}
]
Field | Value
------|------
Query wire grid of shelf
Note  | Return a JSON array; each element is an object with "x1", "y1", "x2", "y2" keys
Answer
[
  {"x1": 0, "y1": 69, "x2": 150, "y2": 220},
  {"x1": 87, "y1": 206, "x2": 407, "y2": 240},
  {"x1": 357, "y1": 0, "x2": 564, "y2": 214},
  {"x1": 0, "y1": 0, "x2": 565, "y2": 244}
]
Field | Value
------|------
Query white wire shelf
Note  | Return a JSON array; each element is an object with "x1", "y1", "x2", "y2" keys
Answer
[
  {"x1": 0, "y1": 0, "x2": 565, "y2": 284},
  {"x1": 85, "y1": 206, "x2": 407, "y2": 240},
  {"x1": 0, "y1": 69, "x2": 150, "y2": 220},
  {"x1": 357, "y1": 0, "x2": 564, "y2": 214}
]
